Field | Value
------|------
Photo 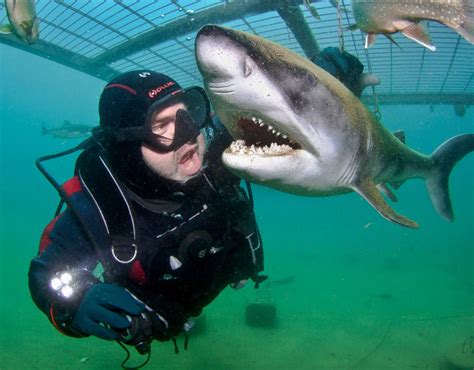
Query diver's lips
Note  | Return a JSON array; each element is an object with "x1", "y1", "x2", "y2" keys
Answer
[{"x1": 237, "y1": 117, "x2": 300, "y2": 149}]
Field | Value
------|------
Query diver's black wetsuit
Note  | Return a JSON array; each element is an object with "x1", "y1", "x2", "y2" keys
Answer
[{"x1": 28, "y1": 122, "x2": 264, "y2": 340}]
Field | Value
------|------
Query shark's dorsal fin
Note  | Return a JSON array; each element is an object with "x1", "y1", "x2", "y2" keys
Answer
[
  {"x1": 63, "y1": 120, "x2": 72, "y2": 126},
  {"x1": 393, "y1": 130, "x2": 406, "y2": 144},
  {"x1": 354, "y1": 177, "x2": 418, "y2": 228}
]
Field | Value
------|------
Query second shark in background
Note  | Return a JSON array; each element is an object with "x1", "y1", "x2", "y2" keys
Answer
[
  {"x1": 351, "y1": 0, "x2": 474, "y2": 51},
  {"x1": 41, "y1": 121, "x2": 93, "y2": 140},
  {"x1": 0, "y1": 0, "x2": 39, "y2": 44}
]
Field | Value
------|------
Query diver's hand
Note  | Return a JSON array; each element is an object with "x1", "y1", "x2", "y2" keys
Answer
[
  {"x1": 71, "y1": 283, "x2": 145, "y2": 340},
  {"x1": 359, "y1": 73, "x2": 380, "y2": 92},
  {"x1": 313, "y1": 47, "x2": 380, "y2": 97}
]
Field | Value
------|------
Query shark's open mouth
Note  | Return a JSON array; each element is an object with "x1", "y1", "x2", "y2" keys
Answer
[{"x1": 227, "y1": 116, "x2": 301, "y2": 156}]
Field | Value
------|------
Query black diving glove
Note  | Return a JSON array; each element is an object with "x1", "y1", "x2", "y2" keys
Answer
[
  {"x1": 71, "y1": 283, "x2": 146, "y2": 340},
  {"x1": 313, "y1": 47, "x2": 380, "y2": 97}
]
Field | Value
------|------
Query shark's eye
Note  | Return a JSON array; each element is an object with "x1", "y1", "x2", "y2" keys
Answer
[
  {"x1": 243, "y1": 58, "x2": 253, "y2": 78},
  {"x1": 304, "y1": 73, "x2": 318, "y2": 88}
]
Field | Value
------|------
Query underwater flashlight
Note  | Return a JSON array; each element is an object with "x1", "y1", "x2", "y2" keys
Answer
[{"x1": 50, "y1": 271, "x2": 77, "y2": 299}]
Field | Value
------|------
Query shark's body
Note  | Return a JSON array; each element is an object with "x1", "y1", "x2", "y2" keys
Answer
[
  {"x1": 42, "y1": 121, "x2": 93, "y2": 139},
  {"x1": 352, "y1": 0, "x2": 474, "y2": 51},
  {"x1": 0, "y1": 0, "x2": 39, "y2": 44},
  {"x1": 195, "y1": 25, "x2": 474, "y2": 228}
]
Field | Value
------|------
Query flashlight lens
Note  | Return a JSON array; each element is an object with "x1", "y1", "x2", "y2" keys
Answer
[
  {"x1": 61, "y1": 285, "x2": 74, "y2": 298},
  {"x1": 50, "y1": 277, "x2": 62, "y2": 291},
  {"x1": 60, "y1": 272, "x2": 72, "y2": 284}
]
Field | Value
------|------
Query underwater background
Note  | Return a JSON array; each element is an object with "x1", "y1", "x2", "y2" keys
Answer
[{"x1": 1, "y1": 25, "x2": 473, "y2": 370}]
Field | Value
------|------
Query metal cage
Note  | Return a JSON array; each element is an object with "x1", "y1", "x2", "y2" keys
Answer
[{"x1": 1, "y1": 0, "x2": 472, "y2": 107}]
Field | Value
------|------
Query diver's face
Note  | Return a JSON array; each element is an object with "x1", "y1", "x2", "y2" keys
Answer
[{"x1": 141, "y1": 103, "x2": 206, "y2": 182}]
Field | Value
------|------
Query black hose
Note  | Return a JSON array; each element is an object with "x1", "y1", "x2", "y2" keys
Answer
[{"x1": 35, "y1": 137, "x2": 109, "y2": 269}]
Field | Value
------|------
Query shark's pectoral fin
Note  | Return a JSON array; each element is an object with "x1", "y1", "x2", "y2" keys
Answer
[
  {"x1": 376, "y1": 183, "x2": 398, "y2": 202},
  {"x1": 354, "y1": 178, "x2": 418, "y2": 228},
  {"x1": 394, "y1": 21, "x2": 436, "y2": 51},
  {"x1": 0, "y1": 24, "x2": 13, "y2": 35},
  {"x1": 365, "y1": 33, "x2": 377, "y2": 48}
]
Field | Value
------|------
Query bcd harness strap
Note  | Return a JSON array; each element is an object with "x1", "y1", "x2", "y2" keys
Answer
[
  {"x1": 72, "y1": 147, "x2": 265, "y2": 287},
  {"x1": 76, "y1": 149, "x2": 139, "y2": 282}
]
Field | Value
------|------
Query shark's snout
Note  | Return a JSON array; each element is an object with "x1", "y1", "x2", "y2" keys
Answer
[
  {"x1": 196, "y1": 24, "x2": 223, "y2": 40},
  {"x1": 196, "y1": 24, "x2": 239, "y2": 47},
  {"x1": 195, "y1": 29, "x2": 219, "y2": 77},
  {"x1": 195, "y1": 25, "x2": 246, "y2": 82},
  {"x1": 195, "y1": 25, "x2": 219, "y2": 64}
]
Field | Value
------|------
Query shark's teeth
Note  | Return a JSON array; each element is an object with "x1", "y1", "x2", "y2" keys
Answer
[
  {"x1": 229, "y1": 140, "x2": 293, "y2": 155},
  {"x1": 235, "y1": 114, "x2": 300, "y2": 151},
  {"x1": 246, "y1": 115, "x2": 290, "y2": 141}
]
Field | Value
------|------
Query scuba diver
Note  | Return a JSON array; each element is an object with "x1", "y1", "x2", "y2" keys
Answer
[
  {"x1": 312, "y1": 46, "x2": 380, "y2": 97},
  {"x1": 29, "y1": 71, "x2": 266, "y2": 367},
  {"x1": 29, "y1": 48, "x2": 369, "y2": 368}
]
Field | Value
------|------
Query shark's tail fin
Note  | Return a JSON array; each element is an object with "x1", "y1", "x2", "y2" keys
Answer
[
  {"x1": 426, "y1": 134, "x2": 474, "y2": 221},
  {"x1": 455, "y1": 0, "x2": 474, "y2": 44}
]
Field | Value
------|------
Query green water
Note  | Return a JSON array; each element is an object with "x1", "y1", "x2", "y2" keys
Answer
[{"x1": 1, "y1": 44, "x2": 473, "y2": 369}]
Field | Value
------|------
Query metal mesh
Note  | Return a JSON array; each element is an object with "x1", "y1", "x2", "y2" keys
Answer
[
  {"x1": 1, "y1": 0, "x2": 472, "y2": 99},
  {"x1": 110, "y1": 9, "x2": 307, "y2": 87}
]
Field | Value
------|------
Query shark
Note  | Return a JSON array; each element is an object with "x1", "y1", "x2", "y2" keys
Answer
[
  {"x1": 195, "y1": 25, "x2": 474, "y2": 228},
  {"x1": 351, "y1": 0, "x2": 474, "y2": 51},
  {"x1": 42, "y1": 121, "x2": 93, "y2": 139},
  {"x1": 0, "y1": 0, "x2": 39, "y2": 45}
]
